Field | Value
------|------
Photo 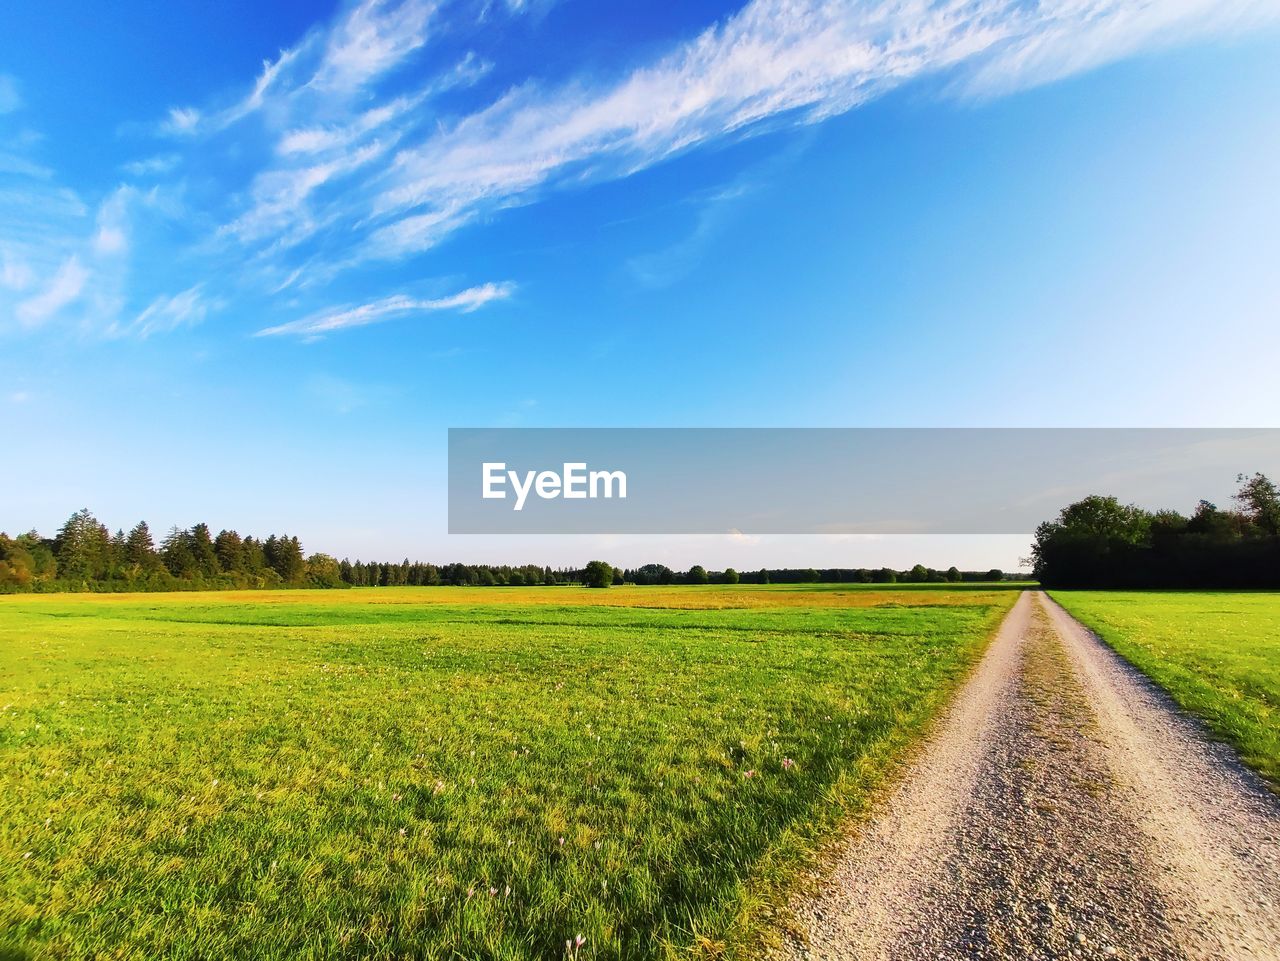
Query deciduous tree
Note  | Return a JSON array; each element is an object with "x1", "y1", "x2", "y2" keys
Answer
[{"x1": 582, "y1": 560, "x2": 614, "y2": 588}]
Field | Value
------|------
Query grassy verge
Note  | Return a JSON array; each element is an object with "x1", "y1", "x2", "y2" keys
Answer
[
  {"x1": 1050, "y1": 590, "x2": 1280, "y2": 787},
  {"x1": 1, "y1": 585, "x2": 1017, "y2": 960}
]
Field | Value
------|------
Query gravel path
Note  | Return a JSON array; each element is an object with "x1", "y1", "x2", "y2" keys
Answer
[{"x1": 778, "y1": 591, "x2": 1280, "y2": 961}]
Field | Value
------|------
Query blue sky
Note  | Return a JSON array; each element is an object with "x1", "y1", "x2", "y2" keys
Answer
[{"x1": 2, "y1": 0, "x2": 1279, "y2": 569}]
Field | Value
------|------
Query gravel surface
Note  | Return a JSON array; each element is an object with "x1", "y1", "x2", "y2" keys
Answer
[{"x1": 777, "y1": 591, "x2": 1280, "y2": 961}]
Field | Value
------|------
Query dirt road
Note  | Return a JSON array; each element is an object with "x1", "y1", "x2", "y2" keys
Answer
[{"x1": 779, "y1": 591, "x2": 1280, "y2": 961}]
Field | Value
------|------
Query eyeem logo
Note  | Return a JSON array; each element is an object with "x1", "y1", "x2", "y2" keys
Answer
[{"x1": 482, "y1": 462, "x2": 628, "y2": 511}]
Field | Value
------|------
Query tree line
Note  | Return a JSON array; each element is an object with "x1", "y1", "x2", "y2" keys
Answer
[
  {"x1": 0, "y1": 510, "x2": 329, "y2": 592},
  {"x1": 619, "y1": 563, "x2": 1006, "y2": 586},
  {"x1": 0, "y1": 510, "x2": 602, "y2": 592},
  {"x1": 9, "y1": 472, "x2": 1274, "y2": 594},
  {"x1": 1032, "y1": 472, "x2": 1280, "y2": 588},
  {"x1": 0, "y1": 508, "x2": 1010, "y2": 593}
]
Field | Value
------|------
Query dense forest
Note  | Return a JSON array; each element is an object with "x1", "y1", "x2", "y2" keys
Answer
[
  {"x1": 0, "y1": 509, "x2": 1008, "y2": 593},
  {"x1": 1033, "y1": 472, "x2": 1280, "y2": 588}
]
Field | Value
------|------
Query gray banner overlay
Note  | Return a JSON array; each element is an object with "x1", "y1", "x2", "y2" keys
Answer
[{"x1": 448, "y1": 428, "x2": 1280, "y2": 534}]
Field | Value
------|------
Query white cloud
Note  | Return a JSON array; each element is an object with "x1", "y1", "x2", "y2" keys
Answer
[
  {"x1": 16, "y1": 256, "x2": 89, "y2": 326},
  {"x1": 0, "y1": 171, "x2": 94, "y2": 328},
  {"x1": 92, "y1": 188, "x2": 134, "y2": 256},
  {"x1": 276, "y1": 91, "x2": 423, "y2": 157},
  {"x1": 0, "y1": 180, "x2": 193, "y2": 334},
  {"x1": 161, "y1": 106, "x2": 202, "y2": 136},
  {"x1": 120, "y1": 285, "x2": 214, "y2": 338},
  {"x1": 363, "y1": 0, "x2": 1276, "y2": 261},
  {"x1": 15, "y1": 0, "x2": 1271, "y2": 339},
  {"x1": 310, "y1": 0, "x2": 437, "y2": 93},
  {"x1": 1, "y1": 251, "x2": 35, "y2": 291},
  {"x1": 222, "y1": 138, "x2": 392, "y2": 246},
  {"x1": 0, "y1": 153, "x2": 51, "y2": 179},
  {"x1": 93, "y1": 224, "x2": 126, "y2": 255},
  {"x1": 255, "y1": 281, "x2": 514, "y2": 337},
  {"x1": 628, "y1": 182, "x2": 754, "y2": 288},
  {"x1": 278, "y1": 127, "x2": 344, "y2": 156},
  {"x1": 0, "y1": 118, "x2": 185, "y2": 336},
  {"x1": 963, "y1": 0, "x2": 1280, "y2": 95},
  {"x1": 121, "y1": 153, "x2": 181, "y2": 177},
  {"x1": 155, "y1": 0, "x2": 439, "y2": 142},
  {"x1": 147, "y1": 1, "x2": 469, "y2": 266},
  {"x1": 0, "y1": 75, "x2": 21, "y2": 114},
  {"x1": 222, "y1": 46, "x2": 304, "y2": 127}
]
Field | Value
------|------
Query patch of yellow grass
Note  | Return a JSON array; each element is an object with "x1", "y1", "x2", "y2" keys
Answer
[{"x1": 0, "y1": 583, "x2": 1015, "y2": 611}]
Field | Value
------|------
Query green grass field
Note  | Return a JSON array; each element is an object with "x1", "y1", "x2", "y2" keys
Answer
[
  {"x1": 0, "y1": 585, "x2": 1017, "y2": 961},
  {"x1": 1050, "y1": 591, "x2": 1280, "y2": 787}
]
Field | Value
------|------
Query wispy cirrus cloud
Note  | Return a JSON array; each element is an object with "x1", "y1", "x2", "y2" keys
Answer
[
  {"x1": 159, "y1": 106, "x2": 202, "y2": 137},
  {"x1": 5, "y1": 0, "x2": 1277, "y2": 339},
  {"x1": 16, "y1": 256, "x2": 88, "y2": 326},
  {"x1": 254, "y1": 281, "x2": 515, "y2": 337},
  {"x1": 360, "y1": 0, "x2": 1277, "y2": 261},
  {"x1": 164, "y1": 0, "x2": 1278, "y2": 283},
  {"x1": 0, "y1": 127, "x2": 186, "y2": 335},
  {"x1": 121, "y1": 153, "x2": 181, "y2": 178},
  {"x1": 627, "y1": 183, "x2": 754, "y2": 289},
  {"x1": 114, "y1": 285, "x2": 217, "y2": 339},
  {"x1": 0, "y1": 72, "x2": 126, "y2": 334},
  {"x1": 963, "y1": 0, "x2": 1277, "y2": 95},
  {"x1": 138, "y1": 0, "x2": 492, "y2": 300},
  {"x1": 0, "y1": 75, "x2": 21, "y2": 115},
  {"x1": 0, "y1": 88, "x2": 90, "y2": 299},
  {"x1": 156, "y1": 0, "x2": 441, "y2": 142},
  {"x1": 1, "y1": 251, "x2": 35, "y2": 291}
]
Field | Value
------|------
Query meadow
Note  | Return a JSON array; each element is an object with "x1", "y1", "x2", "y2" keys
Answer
[
  {"x1": 0, "y1": 584, "x2": 1016, "y2": 960},
  {"x1": 1051, "y1": 591, "x2": 1280, "y2": 786}
]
